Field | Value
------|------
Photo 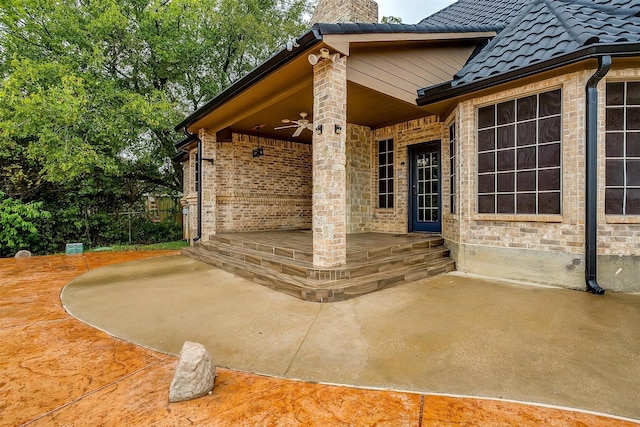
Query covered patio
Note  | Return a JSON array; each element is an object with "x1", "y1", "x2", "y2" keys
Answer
[{"x1": 174, "y1": 23, "x2": 493, "y2": 273}]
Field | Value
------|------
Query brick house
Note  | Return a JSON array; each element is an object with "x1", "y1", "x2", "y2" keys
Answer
[{"x1": 174, "y1": 0, "x2": 640, "y2": 297}]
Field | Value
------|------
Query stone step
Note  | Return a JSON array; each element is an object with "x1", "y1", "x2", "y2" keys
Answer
[
  {"x1": 182, "y1": 244, "x2": 455, "y2": 302},
  {"x1": 208, "y1": 233, "x2": 446, "y2": 263},
  {"x1": 198, "y1": 239, "x2": 450, "y2": 281}
]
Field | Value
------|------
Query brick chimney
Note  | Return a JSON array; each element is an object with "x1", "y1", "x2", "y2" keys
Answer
[{"x1": 311, "y1": 0, "x2": 379, "y2": 24}]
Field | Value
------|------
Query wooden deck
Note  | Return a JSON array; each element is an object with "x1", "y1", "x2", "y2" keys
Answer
[{"x1": 183, "y1": 231, "x2": 455, "y2": 302}]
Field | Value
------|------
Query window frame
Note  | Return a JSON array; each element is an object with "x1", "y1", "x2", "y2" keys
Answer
[
  {"x1": 377, "y1": 138, "x2": 394, "y2": 209},
  {"x1": 475, "y1": 88, "x2": 563, "y2": 216},
  {"x1": 605, "y1": 81, "x2": 640, "y2": 216}
]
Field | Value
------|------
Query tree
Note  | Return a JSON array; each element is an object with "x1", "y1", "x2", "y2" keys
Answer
[{"x1": 0, "y1": 0, "x2": 311, "y2": 254}]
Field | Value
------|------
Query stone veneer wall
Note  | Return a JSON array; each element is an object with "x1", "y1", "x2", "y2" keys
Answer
[
  {"x1": 215, "y1": 133, "x2": 312, "y2": 233},
  {"x1": 441, "y1": 112, "x2": 461, "y2": 248},
  {"x1": 312, "y1": 0, "x2": 378, "y2": 24},
  {"x1": 200, "y1": 129, "x2": 217, "y2": 239},
  {"x1": 371, "y1": 116, "x2": 445, "y2": 234},
  {"x1": 312, "y1": 55, "x2": 348, "y2": 267},
  {"x1": 346, "y1": 124, "x2": 373, "y2": 233},
  {"x1": 182, "y1": 152, "x2": 197, "y2": 240}
]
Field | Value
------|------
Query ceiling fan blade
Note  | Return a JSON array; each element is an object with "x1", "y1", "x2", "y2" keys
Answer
[
  {"x1": 292, "y1": 126, "x2": 304, "y2": 137},
  {"x1": 274, "y1": 125, "x2": 299, "y2": 130}
]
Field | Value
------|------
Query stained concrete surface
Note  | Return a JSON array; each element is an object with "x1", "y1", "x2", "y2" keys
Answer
[{"x1": 62, "y1": 255, "x2": 640, "y2": 421}]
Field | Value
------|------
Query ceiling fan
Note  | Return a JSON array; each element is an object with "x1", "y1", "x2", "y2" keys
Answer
[{"x1": 274, "y1": 112, "x2": 313, "y2": 137}]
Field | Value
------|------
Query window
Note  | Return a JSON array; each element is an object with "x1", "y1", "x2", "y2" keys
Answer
[
  {"x1": 477, "y1": 88, "x2": 562, "y2": 215},
  {"x1": 378, "y1": 139, "x2": 394, "y2": 208},
  {"x1": 605, "y1": 82, "x2": 640, "y2": 215},
  {"x1": 449, "y1": 123, "x2": 457, "y2": 214}
]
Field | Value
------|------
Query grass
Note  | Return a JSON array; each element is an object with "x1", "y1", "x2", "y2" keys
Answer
[{"x1": 88, "y1": 240, "x2": 189, "y2": 252}]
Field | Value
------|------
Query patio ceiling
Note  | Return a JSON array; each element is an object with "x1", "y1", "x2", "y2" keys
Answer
[
  {"x1": 187, "y1": 51, "x2": 428, "y2": 144},
  {"x1": 186, "y1": 35, "x2": 488, "y2": 144}
]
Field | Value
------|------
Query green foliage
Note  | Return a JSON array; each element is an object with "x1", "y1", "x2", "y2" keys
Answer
[
  {"x1": 89, "y1": 240, "x2": 189, "y2": 252},
  {"x1": 381, "y1": 16, "x2": 403, "y2": 24},
  {"x1": 0, "y1": 0, "x2": 310, "y2": 256},
  {"x1": 0, "y1": 191, "x2": 51, "y2": 256}
]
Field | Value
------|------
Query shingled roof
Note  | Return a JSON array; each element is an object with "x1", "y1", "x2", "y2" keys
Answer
[
  {"x1": 417, "y1": 0, "x2": 640, "y2": 105},
  {"x1": 419, "y1": 0, "x2": 530, "y2": 29}
]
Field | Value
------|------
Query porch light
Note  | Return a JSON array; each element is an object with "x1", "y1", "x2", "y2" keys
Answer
[
  {"x1": 252, "y1": 124, "x2": 265, "y2": 158},
  {"x1": 335, "y1": 124, "x2": 342, "y2": 134},
  {"x1": 316, "y1": 124, "x2": 323, "y2": 135}
]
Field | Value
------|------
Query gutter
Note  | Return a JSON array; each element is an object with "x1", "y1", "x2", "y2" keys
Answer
[
  {"x1": 174, "y1": 27, "x2": 323, "y2": 132},
  {"x1": 416, "y1": 43, "x2": 640, "y2": 106},
  {"x1": 584, "y1": 55, "x2": 611, "y2": 295}
]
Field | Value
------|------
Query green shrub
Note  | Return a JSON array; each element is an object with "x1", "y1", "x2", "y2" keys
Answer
[{"x1": 0, "y1": 191, "x2": 51, "y2": 257}]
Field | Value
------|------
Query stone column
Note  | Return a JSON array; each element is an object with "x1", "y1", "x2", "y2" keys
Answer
[
  {"x1": 312, "y1": 55, "x2": 347, "y2": 267},
  {"x1": 199, "y1": 129, "x2": 217, "y2": 240},
  {"x1": 183, "y1": 152, "x2": 198, "y2": 241}
]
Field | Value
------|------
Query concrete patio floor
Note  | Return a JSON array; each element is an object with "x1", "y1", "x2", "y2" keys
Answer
[{"x1": 2, "y1": 251, "x2": 639, "y2": 426}]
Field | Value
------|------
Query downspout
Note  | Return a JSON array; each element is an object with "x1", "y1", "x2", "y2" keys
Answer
[
  {"x1": 184, "y1": 127, "x2": 203, "y2": 242},
  {"x1": 584, "y1": 55, "x2": 611, "y2": 295}
]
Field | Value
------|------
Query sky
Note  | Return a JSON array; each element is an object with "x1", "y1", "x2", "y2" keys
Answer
[{"x1": 376, "y1": 0, "x2": 457, "y2": 24}]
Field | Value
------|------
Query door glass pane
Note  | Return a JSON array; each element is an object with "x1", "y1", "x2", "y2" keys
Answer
[{"x1": 416, "y1": 151, "x2": 439, "y2": 222}]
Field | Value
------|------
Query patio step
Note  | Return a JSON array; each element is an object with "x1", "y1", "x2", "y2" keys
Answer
[{"x1": 182, "y1": 233, "x2": 455, "y2": 302}]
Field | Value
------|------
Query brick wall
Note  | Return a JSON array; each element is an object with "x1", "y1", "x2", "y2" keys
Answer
[
  {"x1": 215, "y1": 133, "x2": 312, "y2": 233},
  {"x1": 346, "y1": 124, "x2": 373, "y2": 233}
]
